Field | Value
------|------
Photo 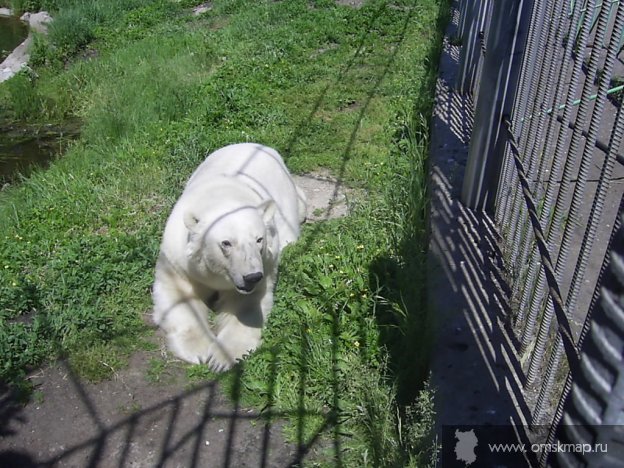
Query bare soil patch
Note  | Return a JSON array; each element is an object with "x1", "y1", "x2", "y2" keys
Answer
[{"x1": 0, "y1": 350, "x2": 296, "y2": 467}]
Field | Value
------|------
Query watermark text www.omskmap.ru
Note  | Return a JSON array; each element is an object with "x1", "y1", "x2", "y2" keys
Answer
[
  {"x1": 442, "y1": 425, "x2": 615, "y2": 466},
  {"x1": 489, "y1": 442, "x2": 608, "y2": 455}
]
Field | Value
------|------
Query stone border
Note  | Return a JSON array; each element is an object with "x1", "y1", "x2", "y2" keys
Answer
[{"x1": 0, "y1": 10, "x2": 52, "y2": 83}]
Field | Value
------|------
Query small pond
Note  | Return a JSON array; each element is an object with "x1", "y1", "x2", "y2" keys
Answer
[
  {"x1": 0, "y1": 122, "x2": 81, "y2": 186},
  {"x1": 0, "y1": 15, "x2": 28, "y2": 62},
  {"x1": 1, "y1": 16, "x2": 80, "y2": 187}
]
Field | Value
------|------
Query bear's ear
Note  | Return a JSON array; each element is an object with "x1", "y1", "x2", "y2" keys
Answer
[
  {"x1": 258, "y1": 199, "x2": 276, "y2": 224},
  {"x1": 183, "y1": 211, "x2": 201, "y2": 232}
]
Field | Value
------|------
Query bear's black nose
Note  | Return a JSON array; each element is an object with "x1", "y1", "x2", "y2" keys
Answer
[{"x1": 243, "y1": 272, "x2": 263, "y2": 285}]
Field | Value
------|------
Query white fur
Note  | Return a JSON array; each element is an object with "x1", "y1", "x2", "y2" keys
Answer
[{"x1": 152, "y1": 143, "x2": 306, "y2": 371}]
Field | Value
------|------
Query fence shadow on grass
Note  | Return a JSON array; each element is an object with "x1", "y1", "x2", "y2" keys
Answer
[{"x1": 0, "y1": 2, "x2": 438, "y2": 467}]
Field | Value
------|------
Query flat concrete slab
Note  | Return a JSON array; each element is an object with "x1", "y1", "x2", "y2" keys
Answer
[{"x1": 293, "y1": 171, "x2": 353, "y2": 222}]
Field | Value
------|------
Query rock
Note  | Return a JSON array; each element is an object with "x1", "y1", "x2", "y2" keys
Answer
[
  {"x1": 20, "y1": 11, "x2": 52, "y2": 34},
  {"x1": 0, "y1": 11, "x2": 52, "y2": 83},
  {"x1": 193, "y1": 2, "x2": 213, "y2": 16},
  {"x1": 0, "y1": 36, "x2": 33, "y2": 83}
]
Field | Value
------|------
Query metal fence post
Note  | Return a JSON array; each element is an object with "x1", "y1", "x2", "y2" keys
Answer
[{"x1": 461, "y1": 0, "x2": 534, "y2": 212}]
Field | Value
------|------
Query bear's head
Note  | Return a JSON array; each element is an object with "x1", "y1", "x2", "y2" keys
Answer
[{"x1": 183, "y1": 200, "x2": 278, "y2": 294}]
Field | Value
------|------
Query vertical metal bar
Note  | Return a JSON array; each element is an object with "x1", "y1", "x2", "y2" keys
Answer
[
  {"x1": 542, "y1": 194, "x2": 624, "y2": 466},
  {"x1": 518, "y1": 0, "x2": 595, "y2": 354},
  {"x1": 493, "y1": 5, "x2": 544, "y2": 256},
  {"x1": 461, "y1": 0, "x2": 536, "y2": 212},
  {"x1": 532, "y1": 336, "x2": 565, "y2": 425},
  {"x1": 495, "y1": 0, "x2": 551, "y2": 260},
  {"x1": 514, "y1": 0, "x2": 573, "y2": 313},
  {"x1": 494, "y1": 134, "x2": 517, "y2": 226},
  {"x1": 532, "y1": 5, "x2": 624, "y2": 422},
  {"x1": 526, "y1": 0, "x2": 618, "y2": 388},
  {"x1": 511, "y1": 1, "x2": 565, "y2": 298},
  {"x1": 457, "y1": 0, "x2": 469, "y2": 38},
  {"x1": 508, "y1": 2, "x2": 553, "y2": 288}
]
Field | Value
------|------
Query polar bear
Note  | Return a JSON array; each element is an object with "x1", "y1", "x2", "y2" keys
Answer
[{"x1": 152, "y1": 143, "x2": 306, "y2": 371}]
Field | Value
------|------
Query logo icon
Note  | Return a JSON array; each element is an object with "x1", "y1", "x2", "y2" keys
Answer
[{"x1": 454, "y1": 429, "x2": 478, "y2": 466}]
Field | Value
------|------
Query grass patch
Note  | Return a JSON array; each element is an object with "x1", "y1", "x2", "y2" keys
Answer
[{"x1": 0, "y1": 0, "x2": 447, "y2": 464}]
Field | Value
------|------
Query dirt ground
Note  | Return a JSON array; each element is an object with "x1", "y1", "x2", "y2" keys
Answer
[
  {"x1": 0, "y1": 174, "x2": 352, "y2": 468},
  {"x1": 1, "y1": 351, "x2": 295, "y2": 468}
]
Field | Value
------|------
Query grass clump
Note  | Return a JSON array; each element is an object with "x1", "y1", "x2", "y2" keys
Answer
[{"x1": 0, "y1": 0, "x2": 446, "y2": 465}]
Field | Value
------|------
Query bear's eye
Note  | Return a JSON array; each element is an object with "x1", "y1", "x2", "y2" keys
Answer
[
  {"x1": 221, "y1": 240, "x2": 232, "y2": 248},
  {"x1": 256, "y1": 237, "x2": 263, "y2": 244}
]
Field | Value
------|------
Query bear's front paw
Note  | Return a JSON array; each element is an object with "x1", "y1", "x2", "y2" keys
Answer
[
  {"x1": 206, "y1": 342, "x2": 236, "y2": 372},
  {"x1": 167, "y1": 327, "x2": 214, "y2": 364}
]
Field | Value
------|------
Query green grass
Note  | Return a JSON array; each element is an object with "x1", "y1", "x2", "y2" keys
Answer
[{"x1": 0, "y1": 0, "x2": 446, "y2": 465}]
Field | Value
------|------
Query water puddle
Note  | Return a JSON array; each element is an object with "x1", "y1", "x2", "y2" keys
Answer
[
  {"x1": 1, "y1": 15, "x2": 75, "y2": 187},
  {"x1": 0, "y1": 122, "x2": 81, "y2": 187},
  {"x1": 0, "y1": 16, "x2": 28, "y2": 62}
]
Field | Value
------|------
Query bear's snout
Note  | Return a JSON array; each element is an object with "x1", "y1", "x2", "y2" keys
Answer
[
  {"x1": 243, "y1": 272, "x2": 264, "y2": 286},
  {"x1": 235, "y1": 271, "x2": 264, "y2": 294}
]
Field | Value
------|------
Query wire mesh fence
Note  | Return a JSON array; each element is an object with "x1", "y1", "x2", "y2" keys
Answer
[{"x1": 456, "y1": 0, "x2": 624, "y2": 464}]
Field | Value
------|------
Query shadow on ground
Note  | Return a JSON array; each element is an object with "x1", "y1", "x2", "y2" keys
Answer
[
  {"x1": 0, "y1": 351, "x2": 296, "y2": 467},
  {"x1": 427, "y1": 3, "x2": 535, "y2": 465}
]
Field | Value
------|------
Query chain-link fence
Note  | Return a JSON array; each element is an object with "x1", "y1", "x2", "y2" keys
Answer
[{"x1": 456, "y1": 0, "x2": 624, "y2": 465}]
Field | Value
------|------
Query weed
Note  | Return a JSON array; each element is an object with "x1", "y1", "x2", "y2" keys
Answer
[
  {"x1": 6, "y1": 0, "x2": 52, "y2": 15},
  {"x1": 448, "y1": 34, "x2": 462, "y2": 46},
  {"x1": 3, "y1": 70, "x2": 42, "y2": 120},
  {"x1": 32, "y1": 388, "x2": 44, "y2": 404},
  {"x1": 186, "y1": 364, "x2": 216, "y2": 383},
  {"x1": 118, "y1": 401, "x2": 142, "y2": 415},
  {"x1": 146, "y1": 358, "x2": 167, "y2": 384},
  {"x1": 67, "y1": 341, "x2": 125, "y2": 382},
  {"x1": 146, "y1": 356, "x2": 184, "y2": 385}
]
